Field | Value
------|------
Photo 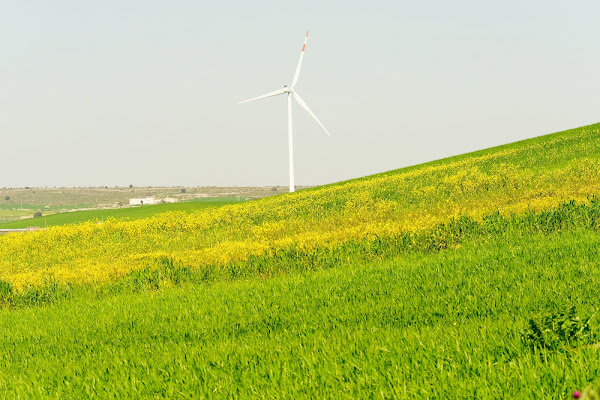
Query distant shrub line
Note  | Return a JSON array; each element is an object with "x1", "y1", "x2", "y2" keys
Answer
[{"x1": 0, "y1": 198, "x2": 598, "y2": 310}]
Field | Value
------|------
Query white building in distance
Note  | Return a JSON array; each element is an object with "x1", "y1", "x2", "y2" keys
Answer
[{"x1": 129, "y1": 197, "x2": 160, "y2": 206}]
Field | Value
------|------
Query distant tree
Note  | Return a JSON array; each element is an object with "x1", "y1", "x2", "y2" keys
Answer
[
  {"x1": 4, "y1": 196, "x2": 9, "y2": 201},
  {"x1": 33, "y1": 211, "x2": 42, "y2": 218},
  {"x1": 181, "y1": 188, "x2": 187, "y2": 194},
  {"x1": 271, "y1": 187, "x2": 278, "y2": 192},
  {"x1": 129, "y1": 184, "x2": 133, "y2": 189}
]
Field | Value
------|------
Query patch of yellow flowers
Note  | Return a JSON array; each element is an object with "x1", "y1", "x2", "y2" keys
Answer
[{"x1": 1, "y1": 125, "x2": 599, "y2": 290}]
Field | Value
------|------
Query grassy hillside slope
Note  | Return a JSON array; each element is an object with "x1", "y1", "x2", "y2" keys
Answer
[
  {"x1": 1, "y1": 201, "x2": 600, "y2": 398},
  {"x1": 0, "y1": 123, "x2": 598, "y2": 290},
  {"x1": 0, "y1": 123, "x2": 599, "y2": 397}
]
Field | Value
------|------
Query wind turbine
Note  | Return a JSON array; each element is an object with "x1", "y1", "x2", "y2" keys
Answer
[{"x1": 240, "y1": 30, "x2": 331, "y2": 193}]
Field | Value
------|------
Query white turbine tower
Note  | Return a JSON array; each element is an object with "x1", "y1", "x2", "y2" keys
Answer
[{"x1": 240, "y1": 30, "x2": 331, "y2": 193}]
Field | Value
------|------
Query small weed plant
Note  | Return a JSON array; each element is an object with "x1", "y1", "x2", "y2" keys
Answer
[{"x1": 522, "y1": 305, "x2": 597, "y2": 351}]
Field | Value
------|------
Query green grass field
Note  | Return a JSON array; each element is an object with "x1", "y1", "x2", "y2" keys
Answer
[
  {"x1": 1, "y1": 201, "x2": 600, "y2": 398},
  {"x1": 0, "y1": 123, "x2": 599, "y2": 398},
  {"x1": 0, "y1": 198, "x2": 244, "y2": 229},
  {"x1": 0, "y1": 204, "x2": 90, "y2": 223}
]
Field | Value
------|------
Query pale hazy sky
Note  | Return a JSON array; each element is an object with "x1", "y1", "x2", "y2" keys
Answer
[{"x1": 2, "y1": 1, "x2": 599, "y2": 187}]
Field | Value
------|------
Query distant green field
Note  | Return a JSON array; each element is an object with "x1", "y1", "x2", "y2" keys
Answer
[
  {"x1": 0, "y1": 198, "x2": 243, "y2": 229},
  {"x1": 0, "y1": 204, "x2": 91, "y2": 223},
  {"x1": 0, "y1": 209, "x2": 46, "y2": 223}
]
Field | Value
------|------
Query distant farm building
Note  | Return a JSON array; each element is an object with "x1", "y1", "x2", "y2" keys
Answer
[{"x1": 129, "y1": 197, "x2": 159, "y2": 206}]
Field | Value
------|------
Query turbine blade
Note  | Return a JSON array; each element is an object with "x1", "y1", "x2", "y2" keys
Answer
[
  {"x1": 239, "y1": 88, "x2": 287, "y2": 104},
  {"x1": 293, "y1": 91, "x2": 331, "y2": 137},
  {"x1": 291, "y1": 30, "x2": 309, "y2": 87}
]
